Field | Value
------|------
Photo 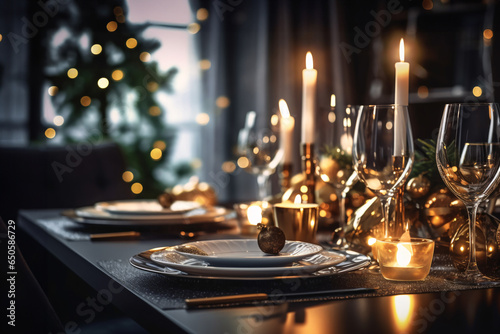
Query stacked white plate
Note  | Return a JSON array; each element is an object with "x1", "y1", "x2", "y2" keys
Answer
[
  {"x1": 66, "y1": 199, "x2": 230, "y2": 226},
  {"x1": 129, "y1": 239, "x2": 371, "y2": 280}
]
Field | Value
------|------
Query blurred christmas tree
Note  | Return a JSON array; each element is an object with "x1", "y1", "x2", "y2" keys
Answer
[{"x1": 44, "y1": 0, "x2": 192, "y2": 197}]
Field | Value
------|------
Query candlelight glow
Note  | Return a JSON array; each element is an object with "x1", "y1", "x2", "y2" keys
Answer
[
  {"x1": 306, "y1": 52, "x2": 314, "y2": 69},
  {"x1": 399, "y1": 38, "x2": 405, "y2": 62},
  {"x1": 330, "y1": 94, "x2": 336, "y2": 107},
  {"x1": 396, "y1": 243, "x2": 412, "y2": 267},
  {"x1": 394, "y1": 295, "x2": 412, "y2": 330},
  {"x1": 294, "y1": 194, "x2": 302, "y2": 204},
  {"x1": 247, "y1": 205, "x2": 262, "y2": 225},
  {"x1": 367, "y1": 237, "x2": 377, "y2": 246},
  {"x1": 279, "y1": 99, "x2": 290, "y2": 118}
]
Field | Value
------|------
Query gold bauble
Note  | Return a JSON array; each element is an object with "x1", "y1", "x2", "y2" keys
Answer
[
  {"x1": 406, "y1": 174, "x2": 431, "y2": 199},
  {"x1": 423, "y1": 187, "x2": 465, "y2": 238}
]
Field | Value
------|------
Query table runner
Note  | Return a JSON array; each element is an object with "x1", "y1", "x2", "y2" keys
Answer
[{"x1": 97, "y1": 249, "x2": 499, "y2": 310}]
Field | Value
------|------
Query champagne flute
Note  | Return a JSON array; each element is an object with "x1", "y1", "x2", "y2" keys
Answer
[
  {"x1": 237, "y1": 111, "x2": 283, "y2": 200},
  {"x1": 353, "y1": 105, "x2": 414, "y2": 239},
  {"x1": 318, "y1": 105, "x2": 359, "y2": 248},
  {"x1": 436, "y1": 103, "x2": 500, "y2": 284}
]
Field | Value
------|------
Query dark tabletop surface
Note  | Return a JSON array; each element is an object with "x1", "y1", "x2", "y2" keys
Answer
[{"x1": 18, "y1": 209, "x2": 500, "y2": 334}]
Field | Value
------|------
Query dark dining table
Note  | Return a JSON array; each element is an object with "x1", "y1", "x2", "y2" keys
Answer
[{"x1": 18, "y1": 209, "x2": 500, "y2": 334}]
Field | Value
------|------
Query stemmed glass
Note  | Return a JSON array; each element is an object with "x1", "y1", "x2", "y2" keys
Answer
[
  {"x1": 237, "y1": 111, "x2": 283, "y2": 200},
  {"x1": 353, "y1": 105, "x2": 414, "y2": 239},
  {"x1": 436, "y1": 103, "x2": 500, "y2": 284},
  {"x1": 318, "y1": 105, "x2": 359, "y2": 247}
]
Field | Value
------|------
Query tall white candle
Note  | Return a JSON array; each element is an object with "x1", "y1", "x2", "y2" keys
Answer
[
  {"x1": 279, "y1": 99, "x2": 295, "y2": 164},
  {"x1": 394, "y1": 39, "x2": 409, "y2": 156},
  {"x1": 301, "y1": 52, "x2": 317, "y2": 143}
]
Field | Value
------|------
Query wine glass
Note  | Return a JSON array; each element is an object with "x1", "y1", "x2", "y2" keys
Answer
[
  {"x1": 353, "y1": 105, "x2": 414, "y2": 239},
  {"x1": 318, "y1": 105, "x2": 359, "y2": 248},
  {"x1": 436, "y1": 103, "x2": 500, "y2": 284},
  {"x1": 237, "y1": 111, "x2": 283, "y2": 200}
]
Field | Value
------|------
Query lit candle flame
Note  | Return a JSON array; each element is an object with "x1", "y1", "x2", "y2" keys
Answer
[
  {"x1": 279, "y1": 99, "x2": 290, "y2": 118},
  {"x1": 294, "y1": 194, "x2": 302, "y2": 204},
  {"x1": 306, "y1": 52, "x2": 314, "y2": 69},
  {"x1": 247, "y1": 205, "x2": 262, "y2": 225},
  {"x1": 399, "y1": 38, "x2": 405, "y2": 62},
  {"x1": 330, "y1": 94, "x2": 336, "y2": 107},
  {"x1": 396, "y1": 243, "x2": 412, "y2": 266}
]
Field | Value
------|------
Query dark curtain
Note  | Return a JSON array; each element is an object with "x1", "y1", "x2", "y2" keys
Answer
[{"x1": 190, "y1": 0, "x2": 355, "y2": 203}]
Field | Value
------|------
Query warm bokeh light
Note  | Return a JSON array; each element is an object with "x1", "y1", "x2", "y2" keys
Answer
[
  {"x1": 131, "y1": 182, "x2": 143, "y2": 194},
  {"x1": 237, "y1": 156, "x2": 250, "y2": 169},
  {"x1": 423, "y1": 0, "x2": 433, "y2": 10},
  {"x1": 196, "y1": 113, "x2": 210, "y2": 125},
  {"x1": 122, "y1": 171, "x2": 134, "y2": 182},
  {"x1": 147, "y1": 82, "x2": 159, "y2": 92},
  {"x1": 221, "y1": 161, "x2": 236, "y2": 173},
  {"x1": 150, "y1": 148, "x2": 162, "y2": 160},
  {"x1": 330, "y1": 94, "x2": 336, "y2": 107},
  {"x1": 328, "y1": 111, "x2": 336, "y2": 123},
  {"x1": 270, "y1": 114, "x2": 279, "y2": 126},
  {"x1": 153, "y1": 140, "x2": 166, "y2": 151},
  {"x1": 113, "y1": 6, "x2": 123, "y2": 16},
  {"x1": 116, "y1": 14, "x2": 125, "y2": 23},
  {"x1": 191, "y1": 158, "x2": 203, "y2": 170},
  {"x1": 367, "y1": 237, "x2": 377, "y2": 246},
  {"x1": 91, "y1": 44, "x2": 102, "y2": 55},
  {"x1": 473, "y1": 86, "x2": 482, "y2": 97},
  {"x1": 187, "y1": 23, "x2": 201, "y2": 34},
  {"x1": 97, "y1": 77, "x2": 109, "y2": 89},
  {"x1": 386, "y1": 121, "x2": 393, "y2": 130},
  {"x1": 106, "y1": 21, "x2": 118, "y2": 32},
  {"x1": 199, "y1": 59, "x2": 211, "y2": 70},
  {"x1": 111, "y1": 69, "x2": 124, "y2": 81},
  {"x1": 126, "y1": 38, "x2": 137, "y2": 49},
  {"x1": 300, "y1": 185, "x2": 308, "y2": 193},
  {"x1": 483, "y1": 29, "x2": 493, "y2": 40},
  {"x1": 196, "y1": 8, "x2": 209, "y2": 21},
  {"x1": 140, "y1": 52, "x2": 151, "y2": 62},
  {"x1": 418, "y1": 85, "x2": 429, "y2": 99},
  {"x1": 216, "y1": 96, "x2": 230, "y2": 108},
  {"x1": 45, "y1": 128, "x2": 56, "y2": 139},
  {"x1": 48, "y1": 86, "x2": 58, "y2": 96},
  {"x1": 149, "y1": 106, "x2": 161, "y2": 116},
  {"x1": 0, "y1": 34, "x2": 3, "y2": 42},
  {"x1": 80, "y1": 96, "x2": 91, "y2": 107},
  {"x1": 67, "y1": 68, "x2": 78, "y2": 79},
  {"x1": 53, "y1": 116, "x2": 64, "y2": 126},
  {"x1": 247, "y1": 205, "x2": 263, "y2": 225}
]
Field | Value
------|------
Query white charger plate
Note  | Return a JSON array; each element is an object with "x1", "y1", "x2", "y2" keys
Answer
[
  {"x1": 150, "y1": 249, "x2": 345, "y2": 277},
  {"x1": 130, "y1": 248, "x2": 370, "y2": 280},
  {"x1": 95, "y1": 200, "x2": 201, "y2": 215},
  {"x1": 172, "y1": 239, "x2": 323, "y2": 267}
]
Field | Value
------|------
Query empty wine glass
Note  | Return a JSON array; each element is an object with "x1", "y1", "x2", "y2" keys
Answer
[
  {"x1": 318, "y1": 105, "x2": 359, "y2": 248},
  {"x1": 237, "y1": 111, "x2": 283, "y2": 200},
  {"x1": 436, "y1": 103, "x2": 500, "y2": 284},
  {"x1": 353, "y1": 105, "x2": 414, "y2": 239}
]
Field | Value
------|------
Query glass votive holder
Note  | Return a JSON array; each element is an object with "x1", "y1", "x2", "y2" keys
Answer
[
  {"x1": 233, "y1": 201, "x2": 273, "y2": 236},
  {"x1": 377, "y1": 238, "x2": 435, "y2": 281}
]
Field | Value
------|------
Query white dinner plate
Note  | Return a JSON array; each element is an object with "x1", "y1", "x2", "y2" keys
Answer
[
  {"x1": 130, "y1": 248, "x2": 370, "y2": 280},
  {"x1": 150, "y1": 249, "x2": 345, "y2": 277},
  {"x1": 95, "y1": 200, "x2": 201, "y2": 215},
  {"x1": 171, "y1": 239, "x2": 323, "y2": 267},
  {"x1": 68, "y1": 206, "x2": 230, "y2": 226}
]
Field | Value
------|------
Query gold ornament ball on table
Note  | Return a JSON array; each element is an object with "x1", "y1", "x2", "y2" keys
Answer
[{"x1": 406, "y1": 174, "x2": 431, "y2": 199}]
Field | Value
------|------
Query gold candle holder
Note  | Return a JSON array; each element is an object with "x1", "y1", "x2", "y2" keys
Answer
[
  {"x1": 301, "y1": 143, "x2": 316, "y2": 203},
  {"x1": 377, "y1": 238, "x2": 434, "y2": 281},
  {"x1": 273, "y1": 202, "x2": 319, "y2": 243}
]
